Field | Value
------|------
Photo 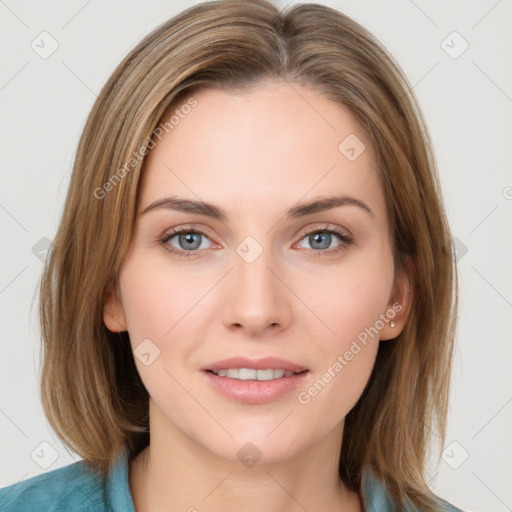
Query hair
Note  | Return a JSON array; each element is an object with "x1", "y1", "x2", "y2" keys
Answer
[{"x1": 38, "y1": 1, "x2": 458, "y2": 510}]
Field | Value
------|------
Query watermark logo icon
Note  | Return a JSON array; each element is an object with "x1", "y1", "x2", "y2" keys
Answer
[
  {"x1": 441, "y1": 441, "x2": 469, "y2": 469},
  {"x1": 452, "y1": 237, "x2": 468, "y2": 262},
  {"x1": 134, "y1": 338, "x2": 161, "y2": 366},
  {"x1": 31, "y1": 441, "x2": 59, "y2": 469},
  {"x1": 441, "y1": 31, "x2": 469, "y2": 59},
  {"x1": 32, "y1": 237, "x2": 53, "y2": 262},
  {"x1": 236, "y1": 442, "x2": 262, "y2": 468},
  {"x1": 31, "y1": 32, "x2": 59, "y2": 59},
  {"x1": 236, "y1": 236, "x2": 263, "y2": 264},
  {"x1": 338, "y1": 134, "x2": 366, "y2": 162}
]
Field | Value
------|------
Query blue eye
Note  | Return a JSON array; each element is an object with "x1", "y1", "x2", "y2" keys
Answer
[
  {"x1": 160, "y1": 227, "x2": 212, "y2": 256},
  {"x1": 159, "y1": 225, "x2": 352, "y2": 258},
  {"x1": 298, "y1": 229, "x2": 351, "y2": 252}
]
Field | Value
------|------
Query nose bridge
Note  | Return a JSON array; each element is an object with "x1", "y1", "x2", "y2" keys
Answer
[
  {"x1": 222, "y1": 234, "x2": 289, "y2": 333},
  {"x1": 236, "y1": 245, "x2": 275, "y2": 297},
  {"x1": 234, "y1": 237, "x2": 279, "y2": 307}
]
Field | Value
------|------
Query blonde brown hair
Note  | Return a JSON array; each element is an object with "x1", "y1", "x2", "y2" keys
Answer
[{"x1": 39, "y1": 1, "x2": 457, "y2": 509}]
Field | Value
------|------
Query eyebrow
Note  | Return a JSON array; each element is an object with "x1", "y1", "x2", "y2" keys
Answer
[{"x1": 140, "y1": 195, "x2": 373, "y2": 220}]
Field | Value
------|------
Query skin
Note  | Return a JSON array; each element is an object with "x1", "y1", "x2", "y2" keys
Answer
[{"x1": 104, "y1": 79, "x2": 411, "y2": 512}]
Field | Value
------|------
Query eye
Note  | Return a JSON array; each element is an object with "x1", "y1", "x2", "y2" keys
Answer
[
  {"x1": 159, "y1": 224, "x2": 353, "y2": 258},
  {"x1": 296, "y1": 225, "x2": 352, "y2": 256},
  {"x1": 160, "y1": 227, "x2": 213, "y2": 257}
]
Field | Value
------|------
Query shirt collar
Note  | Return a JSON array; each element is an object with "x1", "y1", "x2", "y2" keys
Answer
[
  {"x1": 107, "y1": 446, "x2": 404, "y2": 512},
  {"x1": 107, "y1": 445, "x2": 136, "y2": 512}
]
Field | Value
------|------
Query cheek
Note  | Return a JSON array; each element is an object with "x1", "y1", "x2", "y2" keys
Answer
[
  {"x1": 117, "y1": 260, "x2": 199, "y2": 407},
  {"x1": 295, "y1": 277, "x2": 386, "y2": 421},
  {"x1": 304, "y1": 254, "x2": 395, "y2": 348},
  {"x1": 292, "y1": 254, "x2": 393, "y2": 412},
  {"x1": 117, "y1": 256, "x2": 215, "y2": 395},
  {"x1": 118, "y1": 255, "x2": 206, "y2": 343}
]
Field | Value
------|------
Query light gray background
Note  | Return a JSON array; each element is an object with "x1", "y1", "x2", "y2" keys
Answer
[{"x1": 1, "y1": 1, "x2": 511, "y2": 511}]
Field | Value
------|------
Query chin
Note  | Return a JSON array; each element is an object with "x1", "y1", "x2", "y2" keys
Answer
[{"x1": 197, "y1": 423, "x2": 315, "y2": 467}]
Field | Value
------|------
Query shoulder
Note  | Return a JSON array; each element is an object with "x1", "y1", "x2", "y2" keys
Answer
[
  {"x1": 437, "y1": 498, "x2": 465, "y2": 512},
  {"x1": 0, "y1": 459, "x2": 107, "y2": 512},
  {"x1": 0, "y1": 447, "x2": 135, "y2": 512},
  {"x1": 361, "y1": 469, "x2": 465, "y2": 512}
]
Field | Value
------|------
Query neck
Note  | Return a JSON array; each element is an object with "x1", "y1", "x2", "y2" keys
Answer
[{"x1": 129, "y1": 400, "x2": 363, "y2": 512}]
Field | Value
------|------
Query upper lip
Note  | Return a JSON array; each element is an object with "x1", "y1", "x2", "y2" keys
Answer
[{"x1": 202, "y1": 356, "x2": 308, "y2": 374}]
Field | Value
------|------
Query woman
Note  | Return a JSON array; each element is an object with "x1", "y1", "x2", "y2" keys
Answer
[{"x1": 0, "y1": 1, "x2": 463, "y2": 510}]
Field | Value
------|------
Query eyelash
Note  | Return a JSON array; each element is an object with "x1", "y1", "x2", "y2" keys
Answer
[{"x1": 159, "y1": 225, "x2": 353, "y2": 259}]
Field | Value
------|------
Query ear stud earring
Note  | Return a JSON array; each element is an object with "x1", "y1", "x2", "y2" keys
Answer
[{"x1": 390, "y1": 321, "x2": 395, "y2": 328}]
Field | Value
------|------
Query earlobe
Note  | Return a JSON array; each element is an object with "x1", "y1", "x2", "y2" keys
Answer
[
  {"x1": 380, "y1": 261, "x2": 413, "y2": 341},
  {"x1": 103, "y1": 282, "x2": 127, "y2": 332}
]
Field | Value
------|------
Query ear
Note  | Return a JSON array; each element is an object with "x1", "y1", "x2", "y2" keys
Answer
[
  {"x1": 380, "y1": 258, "x2": 413, "y2": 341},
  {"x1": 103, "y1": 281, "x2": 127, "y2": 332}
]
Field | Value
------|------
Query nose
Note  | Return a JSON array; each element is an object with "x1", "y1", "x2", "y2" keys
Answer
[{"x1": 221, "y1": 246, "x2": 292, "y2": 338}]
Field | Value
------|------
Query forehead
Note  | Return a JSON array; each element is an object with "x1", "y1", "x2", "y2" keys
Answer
[{"x1": 138, "y1": 80, "x2": 383, "y2": 217}]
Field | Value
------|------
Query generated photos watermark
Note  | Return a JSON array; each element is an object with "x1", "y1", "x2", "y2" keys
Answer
[
  {"x1": 93, "y1": 97, "x2": 198, "y2": 200},
  {"x1": 297, "y1": 302, "x2": 402, "y2": 405}
]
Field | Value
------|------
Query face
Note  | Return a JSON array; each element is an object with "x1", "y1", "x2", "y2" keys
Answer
[{"x1": 104, "y1": 79, "x2": 410, "y2": 465}]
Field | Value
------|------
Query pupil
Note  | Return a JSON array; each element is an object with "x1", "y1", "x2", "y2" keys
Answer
[
  {"x1": 180, "y1": 233, "x2": 201, "y2": 250},
  {"x1": 311, "y1": 232, "x2": 330, "y2": 250}
]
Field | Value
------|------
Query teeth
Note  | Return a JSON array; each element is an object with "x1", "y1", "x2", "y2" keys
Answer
[
  {"x1": 211, "y1": 368, "x2": 295, "y2": 380},
  {"x1": 257, "y1": 369, "x2": 275, "y2": 380},
  {"x1": 238, "y1": 368, "x2": 256, "y2": 380}
]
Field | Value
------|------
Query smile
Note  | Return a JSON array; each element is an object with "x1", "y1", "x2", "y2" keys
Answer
[{"x1": 209, "y1": 368, "x2": 297, "y2": 380}]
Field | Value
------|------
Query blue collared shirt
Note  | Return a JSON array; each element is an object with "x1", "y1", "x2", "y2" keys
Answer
[{"x1": 0, "y1": 446, "x2": 463, "y2": 511}]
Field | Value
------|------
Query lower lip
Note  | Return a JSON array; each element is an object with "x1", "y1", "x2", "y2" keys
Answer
[{"x1": 202, "y1": 370, "x2": 309, "y2": 404}]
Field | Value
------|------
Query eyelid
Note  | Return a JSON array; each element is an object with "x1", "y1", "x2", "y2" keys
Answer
[
  {"x1": 160, "y1": 223, "x2": 216, "y2": 239},
  {"x1": 159, "y1": 222, "x2": 352, "y2": 257},
  {"x1": 295, "y1": 223, "x2": 352, "y2": 241},
  {"x1": 159, "y1": 224, "x2": 217, "y2": 247},
  {"x1": 160, "y1": 223, "x2": 351, "y2": 244}
]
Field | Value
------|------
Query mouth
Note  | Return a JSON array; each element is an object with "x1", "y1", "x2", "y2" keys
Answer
[
  {"x1": 206, "y1": 368, "x2": 305, "y2": 380},
  {"x1": 201, "y1": 357, "x2": 309, "y2": 404}
]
